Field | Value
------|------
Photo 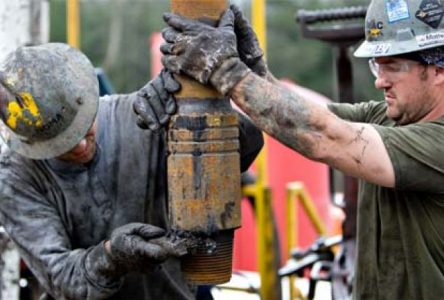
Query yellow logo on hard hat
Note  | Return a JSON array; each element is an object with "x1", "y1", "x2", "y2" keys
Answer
[
  {"x1": 369, "y1": 28, "x2": 382, "y2": 37},
  {"x1": 367, "y1": 19, "x2": 384, "y2": 41},
  {"x1": 7, "y1": 92, "x2": 43, "y2": 129}
]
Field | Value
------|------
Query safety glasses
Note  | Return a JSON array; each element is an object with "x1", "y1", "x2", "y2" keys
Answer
[{"x1": 368, "y1": 58, "x2": 423, "y2": 78}]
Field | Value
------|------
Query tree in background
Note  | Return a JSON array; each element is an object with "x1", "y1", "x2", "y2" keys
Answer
[
  {"x1": 50, "y1": 0, "x2": 379, "y2": 101},
  {"x1": 50, "y1": 0, "x2": 168, "y2": 92}
]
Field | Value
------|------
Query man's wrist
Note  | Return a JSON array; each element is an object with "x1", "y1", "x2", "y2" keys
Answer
[{"x1": 210, "y1": 58, "x2": 251, "y2": 96}]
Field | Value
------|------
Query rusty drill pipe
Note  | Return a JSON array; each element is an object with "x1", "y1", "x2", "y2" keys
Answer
[{"x1": 168, "y1": 0, "x2": 241, "y2": 285}]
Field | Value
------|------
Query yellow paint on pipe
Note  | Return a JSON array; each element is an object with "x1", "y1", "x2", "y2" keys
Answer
[
  {"x1": 286, "y1": 182, "x2": 327, "y2": 249},
  {"x1": 252, "y1": 0, "x2": 268, "y2": 186},
  {"x1": 285, "y1": 182, "x2": 327, "y2": 299},
  {"x1": 67, "y1": 0, "x2": 80, "y2": 48},
  {"x1": 252, "y1": 0, "x2": 267, "y2": 57},
  {"x1": 252, "y1": 1, "x2": 280, "y2": 299}
]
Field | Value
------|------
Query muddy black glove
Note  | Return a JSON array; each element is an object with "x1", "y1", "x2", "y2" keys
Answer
[
  {"x1": 133, "y1": 69, "x2": 180, "y2": 131},
  {"x1": 231, "y1": 4, "x2": 268, "y2": 77},
  {"x1": 161, "y1": 9, "x2": 251, "y2": 95},
  {"x1": 85, "y1": 223, "x2": 187, "y2": 286},
  {"x1": 108, "y1": 223, "x2": 188, "y2": 273}
]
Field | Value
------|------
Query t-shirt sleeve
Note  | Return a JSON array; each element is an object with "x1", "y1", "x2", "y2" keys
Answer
[
  {"x1": 328, "y1": 100, "x2": 388, "y2": 124},
  {"x1": 374, "y1": 121, "x2": 444, "y2": 193}
]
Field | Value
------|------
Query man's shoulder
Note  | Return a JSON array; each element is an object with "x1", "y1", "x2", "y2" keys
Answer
[
  {"x1": 0, "y1": 148, "x2": 42, "y2": 180},
  {"x1": 0, "y1": 153, "x2": 38, "y2": 208},
  {"x1": 0, "y1": 148, "x2": 29, "y2": 167},
  {"x1": 98, "y1": 93, "x2": 137, "y2": 118},
  {"x1": 99, "y1": 93, "x2": 137, "y2": 106},
  {"x1": 329, "y1": 100, "x2": 390, "y2": 124}
]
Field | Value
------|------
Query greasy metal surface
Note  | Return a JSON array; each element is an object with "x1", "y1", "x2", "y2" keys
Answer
[
  {"x1": 171, "y1": 0, "x2": 226, "y2": 21},
  {"x1": 181, "y1": 230, "x2": 234, "y2": 284},
  {"x1": 174, "y1": 75, "x2": 220, "y2": 99},
  {"x1": 169, "y1": 127, "x2": 238, "y2": 142},
  {"x1": 169, "y1": 0, "x2": 235, "y2": 285},
  {"x1": 172, "y1": 113, "x2": 238, "y2": 129},
  {"x1": 169, "y1": 139, "x2": 238, "y2": 154},
  {"x1": 168, "y1": 111, "x2": 241, "y2": 232}
]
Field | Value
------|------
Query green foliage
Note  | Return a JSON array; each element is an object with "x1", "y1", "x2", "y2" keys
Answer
[
  {"x1": 49, "y1": 0, "x2": 66, "y2": 43},
  {"x1": 50, "y1": 0, "x2": 168, "y2": 93},
  {"x1": 263, "y1": 0, "x2": 381, "y2": 101},
  {"x1": 49, "y1": 0, "x2": 381, "y2": 101}
]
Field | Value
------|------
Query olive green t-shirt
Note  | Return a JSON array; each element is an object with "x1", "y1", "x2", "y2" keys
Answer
[{"x1": 329, "y1": 101, "x2": 444, "y2": 300}]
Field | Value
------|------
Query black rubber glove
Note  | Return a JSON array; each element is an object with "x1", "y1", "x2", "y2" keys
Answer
[
  {"x1": 133, "y1": 69, "x2": 180, "y2": 131},
  {"x1": 161, "y1": 9, "x2": 250, "y2": 95},
  {"x1": 230, "y1": 4, "x2": 268, "y2": 77},
  {"x1": 107, "y1": 223, "x2": 186, "y2": 273},
  {"x1": 85, "y1": 223, "x2": 187, "y2": 286}
]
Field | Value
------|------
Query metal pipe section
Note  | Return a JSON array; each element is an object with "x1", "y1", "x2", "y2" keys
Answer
[
  {"x1": 168, "y1": 0, "x2": 241, "y2": 285},
  {"x1": 295, "y1": 6, "x2": 367, "y2": 45},
  {"x1": 296, "y1": 6, "x2": 367, "y2": 24}
]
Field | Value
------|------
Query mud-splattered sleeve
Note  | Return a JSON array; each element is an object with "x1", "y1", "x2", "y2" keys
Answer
[{"x1": 0, "y1": 166, "x2": 122, "y2": 299}]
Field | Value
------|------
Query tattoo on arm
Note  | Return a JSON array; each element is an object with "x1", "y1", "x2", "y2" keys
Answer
[
  {"x1": 231, "y1": 73, "x2": 388, "y2": 184},
  {"x1": 348, "y1": 126, "x2": 370, "y2": 166},
  {"x1": 231, "y1": 74, "x2": 324, "y2": 157}
]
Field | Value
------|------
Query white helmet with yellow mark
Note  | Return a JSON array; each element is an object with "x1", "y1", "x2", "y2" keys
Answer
[{"x1": 0, "y1": 43, "x2": 98, "y2": 159}]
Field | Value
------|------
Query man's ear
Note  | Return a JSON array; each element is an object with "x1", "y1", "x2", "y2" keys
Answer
[{"x1": 433, "y1": 66, "x2": 444, "y2": 86}]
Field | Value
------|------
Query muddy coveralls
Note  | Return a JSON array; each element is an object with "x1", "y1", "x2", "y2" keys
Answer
[{"x1": 0, "y1": 92, "x2": 263, "y2": 299}]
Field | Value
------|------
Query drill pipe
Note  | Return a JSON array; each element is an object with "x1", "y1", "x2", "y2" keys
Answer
[{"x1": 168, "y1": 0, "x2": 240, "y2": 285}]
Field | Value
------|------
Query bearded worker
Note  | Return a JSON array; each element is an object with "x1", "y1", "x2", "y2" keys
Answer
[{"x1": 161, "y1": 2, "x2": 444, "y2": 299}]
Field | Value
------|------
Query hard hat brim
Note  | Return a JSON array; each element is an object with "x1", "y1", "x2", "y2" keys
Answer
[
  {"x1": 0, "y1": 93, "x2": 98, "y2": 160},
  {"x1": 355, "y1": 30, "x2": 444, "y2": 58}
]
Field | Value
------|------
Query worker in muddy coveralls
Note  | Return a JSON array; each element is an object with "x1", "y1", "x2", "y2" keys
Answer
[
  {"x1": 161, "y1": 1, "x2": 444, "y2": 299},
  {"x1": 0, "y1": 43, "x2": 263, "y2": 299}
]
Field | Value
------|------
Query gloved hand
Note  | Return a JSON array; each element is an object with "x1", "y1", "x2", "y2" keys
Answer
[
  {"x1": 133, "y1": 69, "x2": 180, "y2": 131},
  {"x1": 230, "y1": 4, "x2": 268, "y2": 77},
  {"x1": 85, "y1": 223, "x2": 187, "y2": 284},
  {"x1": 161, "y1": 9, "x2": 251, "y2": 95},
  {"x1": 106, "y1": 223, "x2": 186, "y2": 273}
]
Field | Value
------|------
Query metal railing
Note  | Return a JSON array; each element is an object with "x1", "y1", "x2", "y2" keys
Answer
[{"x1": 285, "y1": 182, "x2": 327, "y2": 300}]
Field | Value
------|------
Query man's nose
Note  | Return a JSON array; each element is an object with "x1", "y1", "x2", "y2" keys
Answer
[
  {"x1": 69, "y1": 139, "x2": 88, "y2": 155},
  {"x1": 374, "y1": 74, "x2": 391, "y2": 90}
]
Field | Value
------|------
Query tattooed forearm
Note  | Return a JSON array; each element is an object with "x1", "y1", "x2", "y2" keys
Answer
[
  {"x1": 231, "y1": 73, "x2": 327, "y2": 158},
  {"x1": 230, "y1": 73, "x2": 394, "y2": 187}
]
